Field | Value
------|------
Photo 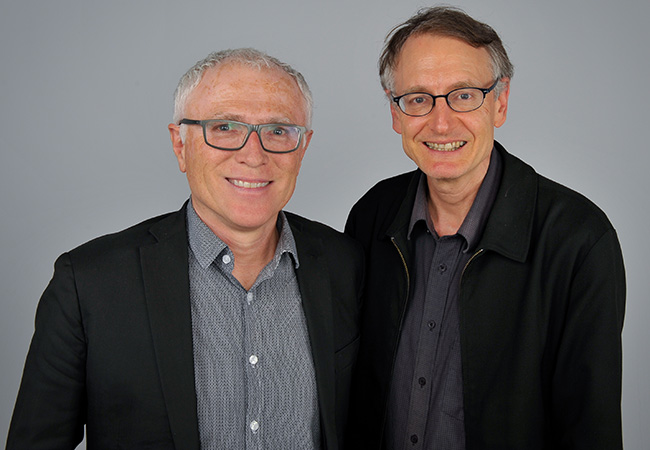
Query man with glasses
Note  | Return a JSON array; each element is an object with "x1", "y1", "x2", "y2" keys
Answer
[
  {"x1": 8, "y1": 48, "x2": 363, "y2": 450},
  {"x1": 345, "y1": 6, "x2": 625, "y2": 450}
]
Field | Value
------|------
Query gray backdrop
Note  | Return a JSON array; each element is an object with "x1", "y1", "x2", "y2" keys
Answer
[{"x1": 2, "y1": 0, "x2": 648, "y2": 447}]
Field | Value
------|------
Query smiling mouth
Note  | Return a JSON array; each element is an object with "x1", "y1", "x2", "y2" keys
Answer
[
  {"x1": 425, "y1": 141, "x2": 467, "y2": 151},
  {"x1": 228, "y1": 179, "x2": 270, "y2": 189}
]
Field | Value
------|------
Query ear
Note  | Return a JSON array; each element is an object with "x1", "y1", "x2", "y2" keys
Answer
[
  {"x1": 387, "y1": 90, "x2": 403, "y2": 134},
  {"x1": 296, "y1": 129, "x2": 313, "y2": 166},
  {"x1": 302, "y1": 129, "x2": 313, "y2": 151},
  {"x1": 493, "y1": 78, "x2": 510, "y2": 128},
  {"x1": 168, "y1": 123, "x2": 187, "y2": 173}
]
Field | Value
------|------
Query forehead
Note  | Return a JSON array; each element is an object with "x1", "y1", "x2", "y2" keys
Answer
[
  {"x1": 394, "y1": 33, "x2": 493, "y2": 89},
  {"x1": 186, "y1": 62, "x2": 307, "y2": 123}
]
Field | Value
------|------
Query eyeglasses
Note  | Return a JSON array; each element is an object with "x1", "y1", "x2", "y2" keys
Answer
[
  {"x1": 392, "y1": 79, "x2": 499, "y2": 116},
  {"x1": 178, "y1": 119, "x2": 308, "y2": 154}
]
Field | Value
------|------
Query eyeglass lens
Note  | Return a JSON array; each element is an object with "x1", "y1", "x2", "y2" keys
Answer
[
  {"x1": 398, "y1": 87, "x2": 487, "y2": 116},
  {"x1": 204, "y1": 120, "x2": 301, "y2": 152}
]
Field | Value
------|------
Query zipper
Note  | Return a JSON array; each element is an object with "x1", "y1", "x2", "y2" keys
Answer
[
  {"x1": 379, "y1": 236, "x2": 411, "y2": 446},
  {"x1": 460, "y1": 248, "x2": 484, "y2": 286},
  {"x1": 390, "y1": 236, "x2": 410, "y2": 301}
]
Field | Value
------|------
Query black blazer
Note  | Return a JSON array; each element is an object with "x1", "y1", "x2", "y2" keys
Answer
[{"x1": 8, "y1": 204, "x2": 364, "y2": 450}]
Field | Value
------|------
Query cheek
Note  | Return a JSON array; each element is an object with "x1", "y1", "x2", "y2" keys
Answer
[
  {"x1": 460, "y1": 112, "x2": 493, "y2": 139},
  {"x1": 283, "y1": 163, "x2": 302, "y2": 186},
  {"x1": 401, "y1": 121, "x2": 427, "y2": 151},
  {"x1": 185, "y1": 150, "x2": 231, "y2": 188}
]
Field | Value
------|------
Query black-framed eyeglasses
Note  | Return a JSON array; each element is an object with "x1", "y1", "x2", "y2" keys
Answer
[
  {"x1": 392, "y1": 79, "x2": 499, "y2": 116},
  {"x1": 178, "y1": 119, "x2": 308, "y2": 154}
]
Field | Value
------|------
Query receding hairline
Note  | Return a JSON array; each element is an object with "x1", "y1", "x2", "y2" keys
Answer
[
  {"x1": 172, "y1": 48, "x2": 313, "y2": 128},
  {"x1": 183, "y1": 61, "x2": 310, "y2": 121}
]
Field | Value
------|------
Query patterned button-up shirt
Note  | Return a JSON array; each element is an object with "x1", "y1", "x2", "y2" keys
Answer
[{"x1": 187, "y1": 202, "x2": 320, "y2": 449}]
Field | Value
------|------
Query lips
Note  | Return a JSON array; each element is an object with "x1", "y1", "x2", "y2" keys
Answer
[
  {"x1": 228, "y1": 178, "x2": 270, "y2": 189},
  {"x1": 424, "y1": 141, "x2": 467, "y2": 151}
]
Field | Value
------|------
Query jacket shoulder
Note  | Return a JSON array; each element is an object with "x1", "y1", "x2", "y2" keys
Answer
[
  {"x1": 345, "y1": 170, "x2": 419, "y2": 241},
  {"x1": 67, "y1": 209, "x2": 183, "y2": 262},
  {"x1": 493, "y1": 146, "x2": 618, "y2": 257},
  {"x1": 535, "y1": 174, "x2": 616, "y2": 239},
  {"x1": 285, "y1": 211, "x2": 362, "y2": 255},
  {"x1": 351, "y1": 170, "x2": 417, "y2": 211}
]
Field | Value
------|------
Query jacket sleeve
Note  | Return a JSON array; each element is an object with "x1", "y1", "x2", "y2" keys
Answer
[
  {"x1": 551, "y1": 228, "x2": 625, "y2": 449},
  {"x1": 7, "y1": 253, "x2": 86, "y2": 449}
]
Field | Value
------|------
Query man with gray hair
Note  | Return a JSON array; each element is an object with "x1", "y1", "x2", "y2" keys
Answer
[
  {"x1": 345, "y1": 6, "x2": 625, "y2": 449},
  {"x1": 8, "y1": 48, "x2": 363, "y2": 449}
]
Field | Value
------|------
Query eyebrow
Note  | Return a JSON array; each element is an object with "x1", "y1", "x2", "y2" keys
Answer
[
  {"x1": 399, "y1": 80, "x2": 485, "y2": 95},
  {"x1": 209, "y1": 113, "x2": 295, "y2": 125}
]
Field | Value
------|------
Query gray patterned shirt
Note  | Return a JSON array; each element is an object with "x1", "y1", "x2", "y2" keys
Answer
[{"x1": 186, "y1": 202, "x2": 321, "y2": 449}]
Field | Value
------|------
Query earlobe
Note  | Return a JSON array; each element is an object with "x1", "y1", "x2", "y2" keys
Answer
[{"x1": 168, "y1": 123, "x2": 187, "y2": 173}]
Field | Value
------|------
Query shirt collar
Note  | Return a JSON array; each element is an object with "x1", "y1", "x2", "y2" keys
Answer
[
  {"x1": 407, "y1": 147, "x2": 503, "y2": 252},
  {"x1": 186, "y1": 199, "x2": 300, "y2": 270}
]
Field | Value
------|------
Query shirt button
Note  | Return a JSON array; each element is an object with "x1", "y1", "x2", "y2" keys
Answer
[
  {"x1": 250, "y1": 420, "x2": 260, "y2": 433},
  {"x1": 246, "y1": 292, "x2": 254, "y2": 304},
  {"x1": 222, "y1": 254, "x2": 231, "y2": 264},
  {"x1": 410, "y1": 434, "x2": 418, "y2": 444},
  {"x1": 418, "y1": 377, "x2": 426, "y2": 387},
  {"x1": 439, "y1": 263, "x2": 447, "y2": 273},
  {"x1": 428, "y1": 320, "x2": 436, "y2": 330},
  {"x1": 249, "y1": 355, "x2": 259, "y2": 366}
]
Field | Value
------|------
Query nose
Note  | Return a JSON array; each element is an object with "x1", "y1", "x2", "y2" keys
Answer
[
  {"x1": 236, "y1": 130, "x2": 269, "y2": 167},
  {"x1": 425, "y1": 99, "x2": 454, "y2": 134}
]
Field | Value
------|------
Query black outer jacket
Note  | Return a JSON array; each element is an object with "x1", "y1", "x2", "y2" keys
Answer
[
  {"x1": 8, "y1": 204, "x2": 364, "y2": 450},
  {"x1": 344, "y1": 142, "x2": 625, "y2": 450}
]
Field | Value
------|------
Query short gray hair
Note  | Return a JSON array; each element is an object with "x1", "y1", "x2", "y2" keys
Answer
[
  {"x1": 172, "y1": 48, "x2": 313, "y2": 129},
  {"x1": 379, "y1": 6, "x2": 514, "y2": 96}
]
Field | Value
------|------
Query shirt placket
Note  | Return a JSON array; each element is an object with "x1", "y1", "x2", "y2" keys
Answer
[
  {"x1": 403, "y1": 236, "x2": 459, "y2": 449},
  {"x1": 244, "y1": 286, "x2": 263, "y2": 450}
]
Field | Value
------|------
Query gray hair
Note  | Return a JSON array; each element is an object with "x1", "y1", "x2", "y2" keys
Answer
[
  {"x1": 379, "y1": 6, "x2": 514, "y2": 96},
  {"x1": 172, "y1": 48, "x2": 313, "y2": 133}
]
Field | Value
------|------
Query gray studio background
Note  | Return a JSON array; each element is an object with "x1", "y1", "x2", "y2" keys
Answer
[{"x1": 1, "y1": 0, "x2": 648, "y2": 447}]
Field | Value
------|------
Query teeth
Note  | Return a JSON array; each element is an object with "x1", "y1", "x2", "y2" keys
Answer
[
  {"x1": 425, "y1": 141, "x2": 466, "y2": 151},
  {"x1": 230, "y1": 179, "x2": 270, "y2": 189}
]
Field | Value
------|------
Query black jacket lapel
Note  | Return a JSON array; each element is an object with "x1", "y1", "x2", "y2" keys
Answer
[
  {"x1": 288, "y1": 214, "x2": 337, "y2": 450},
  {"x1": 140, "y1": 206, "x2": 200, "y2": 450}
]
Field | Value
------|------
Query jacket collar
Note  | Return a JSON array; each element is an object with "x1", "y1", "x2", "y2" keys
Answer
[{"x1": 385, "y1": 142, "x2": 537, "y2": 263}]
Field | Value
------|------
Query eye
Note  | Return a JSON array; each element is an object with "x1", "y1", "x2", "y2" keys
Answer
[
  {"x1": 456, "y1": 91, "x2": 473, "y2": 101},
  {"x1": 206, "y1": 121, "x2": 235, "y2": 133},
  {"x1": 263, "y1": 125, "x2": 300, "y2": 140},
  {"x1": 450, "y1": 89, "x2": 477, "y2": 102},
  {"x1": 407, "y1": 95, "x2": 429, "y2": 105},
  {"x1": 212, "y1": 122, "x2": 235, "y2": 132}
]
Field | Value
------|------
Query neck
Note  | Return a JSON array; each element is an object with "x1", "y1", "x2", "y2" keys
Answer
[
  {"x1": 197, "y1": 208, "x2": 280, "y2": 291},
  {"x1": 426, "y1": 170, "x2": 487, "y2": 237},
  {"x1": 225, "y1": 227, "x2": 279, "y2": 291}
]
